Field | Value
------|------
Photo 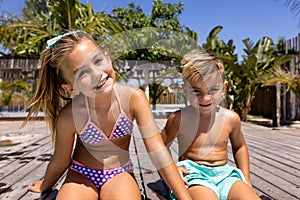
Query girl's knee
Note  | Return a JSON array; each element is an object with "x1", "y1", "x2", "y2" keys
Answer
[
  {"x1": 57, "y1": 182, "x2": 98, "y2": 200},
  {"x1": 57, "y1": 169, "x2": 98, "y2": 199},
  {"x1": 100, "y1": 172, "x2": 141, "y2": 200}
]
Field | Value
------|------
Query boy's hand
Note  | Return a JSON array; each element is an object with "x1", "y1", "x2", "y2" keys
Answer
[
  {"x1": 28, "y1": 180, "x2": 43, "y2": 193},
  {"x1": 177, "y1": 166, "x2": 189, "y2": 185},
  {"x1": 244, "y1": 176, "x2": 253, "y2": 188}
]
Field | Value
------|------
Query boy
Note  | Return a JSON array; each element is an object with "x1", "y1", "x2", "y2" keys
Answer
[{"x1": 161, "y1": 50, "x2": 261, "y2": 200}]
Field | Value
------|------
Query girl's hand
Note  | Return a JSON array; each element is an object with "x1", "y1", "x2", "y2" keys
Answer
[
  {"x1": 28, "y1": 180, "x2": 43, "y2": 193},
  {"x1": 177, "y1": 165, "x2": 189, "y2": 185}
]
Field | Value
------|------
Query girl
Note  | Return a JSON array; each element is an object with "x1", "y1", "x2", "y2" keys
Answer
[{"x1": 23, "y1": 30, "x2": 191, "y2": 200}]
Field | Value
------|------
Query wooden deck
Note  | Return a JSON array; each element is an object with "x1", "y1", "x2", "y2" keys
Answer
[{"x1": 0, "y1": 119, "x2": 300, "y2": 200}]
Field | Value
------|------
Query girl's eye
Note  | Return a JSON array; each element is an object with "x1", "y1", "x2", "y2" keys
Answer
[
  {"x1": 94, "y1": 57, "x2": 103, "y2": 66},
  {"x1": 78, "y1": 69, "x2": 89, "y2": 79}
]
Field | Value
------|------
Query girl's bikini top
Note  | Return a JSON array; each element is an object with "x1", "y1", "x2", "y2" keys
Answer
[{"x1": 77, "y1": 91, "x2": 133, "y2": 144}]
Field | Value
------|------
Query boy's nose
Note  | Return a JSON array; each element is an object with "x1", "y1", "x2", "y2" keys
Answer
[{"x1": 199, "y1": 94, "x2": 211, "y2": 101}]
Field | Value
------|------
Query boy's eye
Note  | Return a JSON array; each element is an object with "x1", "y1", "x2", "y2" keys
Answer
[
  {"x1": 209, "y1": 88, "x2": 219, "y2": 93},
  {"x1": 209, "y1": 87, "x2": 222, "y2": 94},
  {"x1": 192, "y1": 89, "x2": 202, "y2": 96}
]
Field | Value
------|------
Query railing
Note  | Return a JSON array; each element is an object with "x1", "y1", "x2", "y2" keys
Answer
[
  {"x1": 0, "y1": 105, "x2": 26, "y2": 112},
  {"x1": 0, "y1": 59, "x2": 40, "y2": 70}
]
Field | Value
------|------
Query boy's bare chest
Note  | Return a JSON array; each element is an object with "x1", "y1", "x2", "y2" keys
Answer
[
  {"x1": 177, "y1": 127, "x2": 230, "y2": 164},
  {"x1": 178, "y1": 126, "x2": 229, "y2": 150}
]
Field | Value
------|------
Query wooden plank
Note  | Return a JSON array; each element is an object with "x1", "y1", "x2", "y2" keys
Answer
[
  {"x1": 0, "y1": 135, "x2": 51, "y2": 170},
  {"x1": 246, "y1": 137, "x2": 300, "y2": 159},
  {"x1": 0, "y1": 157, "x2": 50, "y2": 199},
  {"x1": 1, "y1": 119, "x2": 300, "y2": 199},
  {"x1": 228, "y1": 123, "x2": 300, "y2": 200},
  {"x1": 0, "y1": 147, "x2": 52, "y2": 197},
  {"x1": 0, "y1": 134, "x2": 62, "y2": 200},
  {"x1": 249, "y1": 165, "x2": 299, "y2": 200},
  {"x1": 228, "y1": 150, "x2": 300, "y2": 199},
  {"x1": 247, "y1": 142, "x2": 300, "y2": 169},
  {"x1": 0, "y1": 120, "x2": 51, "y2": 169},
  {"x1": 242, "y1": 123, "x2": 300, "y2": 145},
  {"x1": 131, "y1": 124, "x2": 168, "y2": 200},
  {"x1": 20, "y1": 173, "x2": 66, "y2": 200},
  {"x1": 249, "y1": 150, "x2": 299, "y2": 182},
  {"x1": 0, "y1": 137, "x2": 52, "y2": 181}
]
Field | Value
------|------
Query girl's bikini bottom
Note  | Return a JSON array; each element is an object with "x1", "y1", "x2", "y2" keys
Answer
[{"x1": 69, "y1": 159, "x2": 133, "y2": 190}]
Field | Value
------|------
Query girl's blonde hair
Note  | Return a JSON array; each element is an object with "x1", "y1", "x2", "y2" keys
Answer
[
  {"x1": 181, "y1": 49, "x2": 225, "y2": 83},
  {"x1": 23, "y1": 31, "x2": 94, "y2": 144}
]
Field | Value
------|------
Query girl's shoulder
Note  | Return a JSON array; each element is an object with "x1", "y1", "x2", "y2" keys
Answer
[
  {"x1": 115, "y1": 83, "x2": 139, "y2": 92},
  {"x1": 115, "y1": 83, "x2": 142, "y2": 99},
  {"x1": 56, "y1": 101, "x2": 75, "y2": 133},
  {"x1": 58, "y1": 95, "x2": 85, "y2": 123}
]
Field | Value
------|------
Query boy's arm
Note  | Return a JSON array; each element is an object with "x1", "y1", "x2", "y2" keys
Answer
[
  {"x1": 229, "y1": 111, "x2": 252, "y2": 186},
  {"x1": 161, "y1": 111, "x2": 181, "y2": 146}
]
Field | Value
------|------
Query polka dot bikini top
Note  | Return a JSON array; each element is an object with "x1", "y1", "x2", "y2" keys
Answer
[{"x1": 77, "y1": 93, "x2": 133, "y2": 144}]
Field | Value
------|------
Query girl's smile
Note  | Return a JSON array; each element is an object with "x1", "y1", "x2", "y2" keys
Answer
[
  {"x1": 93, "y1": 75, "x2": 111, "y2": 91},
  {"x1": 61, "y1": 39, "x2": 115, "y2": 96}
]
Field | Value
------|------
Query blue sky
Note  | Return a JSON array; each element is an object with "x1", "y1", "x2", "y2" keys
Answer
[{"x1": 1, "y1": 0, "x2": 299, "y2": 59}]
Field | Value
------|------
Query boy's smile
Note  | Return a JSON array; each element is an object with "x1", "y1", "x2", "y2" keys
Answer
[{"x1": 185, "y1": 77, "x2": 224, "y2": 114}]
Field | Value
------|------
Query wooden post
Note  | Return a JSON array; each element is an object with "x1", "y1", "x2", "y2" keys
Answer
[{"x1": 274, "y1": 84, "x2": 281, "y2": 127}]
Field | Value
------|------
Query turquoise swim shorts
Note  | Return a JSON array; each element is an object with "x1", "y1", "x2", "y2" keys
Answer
[{"x1": 170, "y1": 160, "x2": 247, "y2": 200}]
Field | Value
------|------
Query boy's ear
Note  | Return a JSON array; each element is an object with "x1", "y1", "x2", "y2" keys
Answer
[
  {"x1": 223, "y1": 80, "x2": 229, "y2": 91},
  {"x1": 182, "y1": 84, "x2": 188, "y2": 95},
  {"x1": 181, "y1": 84, "x2": 185, "y2": 91}
]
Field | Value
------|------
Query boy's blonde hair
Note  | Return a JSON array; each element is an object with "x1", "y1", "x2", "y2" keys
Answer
[{"x1": 181, "y1": 49, "x2": 225, "y2": 83}]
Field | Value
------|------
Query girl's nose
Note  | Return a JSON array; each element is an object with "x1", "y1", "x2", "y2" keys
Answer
[{"x1": 91, "y1": 66, "x2": 105, "y2": 77}]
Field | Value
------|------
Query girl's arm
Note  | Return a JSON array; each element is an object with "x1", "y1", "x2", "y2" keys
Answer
[
  {"x1": 130, "y1": 88, "x2": 191, "y2": 200},
  {"x1": 29, "y1": 106, "x2": 76, "y2": 192}
]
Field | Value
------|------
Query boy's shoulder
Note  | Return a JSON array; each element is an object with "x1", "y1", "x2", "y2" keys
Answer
[
  {"x1": 167, "y1": 106, "x2": 194, "y2": 124},
  {"x1": 219, "y1": 107, "x2": 241, "y2": 128},
  {"x1": 221, "y1": 107, "x2": 240, "y2": 120}
]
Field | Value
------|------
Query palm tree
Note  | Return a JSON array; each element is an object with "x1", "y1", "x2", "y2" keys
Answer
[
  {"x1": 0, "y1": 79, "x2": 31, "y2": 105},
  {"x1": 281, "y1": 0, "x2": 300, "y2": 19},
  {"x1": 261, "y1": 66, "x2": 299, "y2": 99},
  {"x1": 0, "y1": 0, "x2": 124, "y2": 57},
  {"x1": 202, "y1": 26, "x2": 294, "y2": 122}
]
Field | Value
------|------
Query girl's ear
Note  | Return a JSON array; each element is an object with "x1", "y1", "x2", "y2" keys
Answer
[
  {"x1": 61, "y1": 84, "x2": 73, "y2": 93},
  {"x1": 61, "y1": 84, "x2": 79, "y2": 97},
  {"x1": 104, "y1": 51, "x2": 111, "y2": 62}
]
